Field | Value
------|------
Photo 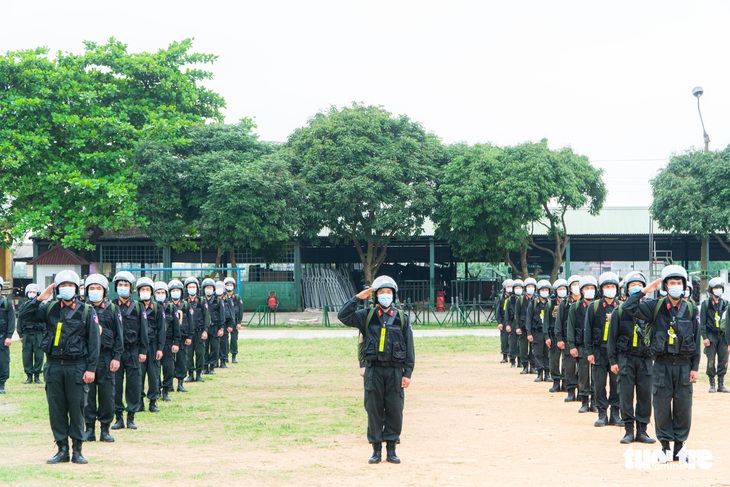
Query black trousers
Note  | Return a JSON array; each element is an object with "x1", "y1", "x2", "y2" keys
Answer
[
  {"x1": 563, "y1": 352, "x2": 577, "y2": 390},
  {"x1": 531, "y1": 330, "x2": 548, "y2": 371},
  {"x1": 230, "y1": 328, "x2": 239, "y2": 356},
  {"x1": 577, "y1": 346, "x2": 591, "y2": 399},
  {"x1": 549, "y1": 340, "x2": 564, "y2": 380},
  {"x1": 364, "y1": 365, "x2": 404, "y2": 444},
  {"x1": 115, "y1": 349, "x2": 141, "y2": 413},
  {"x1": 205, "y1": 327, "x2": 220, "y2": 367},
  {"x1": 187, "y1": 331, "x2": 206, "y2": 373},
  {"x1": 653, "y1": 359, "x2": 693, "y2": 443},
  {"x1": 499, "y1": 327, "x2": 509, "y2": 355},
  {"x1": 219, "y1": 329, "x2": 229, "y2": 361},
  {"x1": 45, "y1": 360, "x2": 88, "y2": 442},
  {"x1": 507, "y1": 325, "x2": 518, "y2": 361},
  {"x1": 22, "y1": 332, "x2": 44, "y2": 375},
  {"x1": 617, "y1": 353, "x2": 653, "y2": 424},
  {"x1": 0, "y1": 343, "x2": 9, "y2": 384},
  {"x1": 161, "y1": 344, "x2": 175, "y2": 391},
  {"x1": 704, "y1": 333, "x2": 728, "y2": 378},
  {"x1": 175, "y1": 341, "x2": 188, "y2": 379},
  {"x1": 140, "y1": 346, "x2": 160, "y2": 401},
  {"x1": 86, "y1": 352, "x2": 115, "y2": 425},
  {"x1": 591, "y1": 347, "x2": 619, "y2": 410}
]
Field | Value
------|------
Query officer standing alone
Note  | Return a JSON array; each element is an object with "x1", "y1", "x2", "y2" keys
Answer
[
  {"x1": 19, "y1": 270, "x2": 100, "y2": 464},
  {"x1": 338, "y1": 276, "x2": 415, "y2": 464}
]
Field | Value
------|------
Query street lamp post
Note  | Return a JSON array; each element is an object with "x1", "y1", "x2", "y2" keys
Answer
[{"x1": 693, "y1": 86, "x2": 710, "y2": 301}]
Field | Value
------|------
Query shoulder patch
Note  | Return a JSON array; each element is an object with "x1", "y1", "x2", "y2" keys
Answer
[
  {"x1": 117, "y1": 312, "x2": 123, "y2": 322},
  {"x1": 142, "y1": 311, "x2": 147, "y2": 319},
  {"x1": 93, "y1": 314, "x2": 99, "y2": 324}
]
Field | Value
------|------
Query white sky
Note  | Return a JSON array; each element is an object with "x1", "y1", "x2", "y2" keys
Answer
[{"x1": 3, "y1": 0, "x2": 729, "y2": 207}]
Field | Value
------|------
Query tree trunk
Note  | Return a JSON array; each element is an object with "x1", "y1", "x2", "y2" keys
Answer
[{"x1": 229, "y1": 246, "x2": 237, "y2": 282}]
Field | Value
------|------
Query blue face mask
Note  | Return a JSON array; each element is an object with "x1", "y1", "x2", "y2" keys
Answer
[
  {"x1": 88, "y1": 290, "x2": 104, "y2": 303},
  {"x1": 377, "y1": 294, "x2": 393, "y2": 308},
  {"x1": 58, "y1": 287, "x2": 76, "y2": 301},
  {"x1": 628, "y1": 286, "x2": 643, "y2": 296},
  {"x1": 117, "y1": 286, "x2": 130, "y2": 298},
  {"x1": 667, "y1": 285, "x2": 683, "y2": 299}
]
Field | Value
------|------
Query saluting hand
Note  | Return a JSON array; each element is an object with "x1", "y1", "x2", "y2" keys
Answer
[
  {"x1": 642, "y1": 278, "x2": 663, "y2": 295},
  {"x1": 39, "y1": 284, "x2": 55, "y2": 302},
  {"x1": 356, "y1": 287, "x2": 376, "y2": 300}
]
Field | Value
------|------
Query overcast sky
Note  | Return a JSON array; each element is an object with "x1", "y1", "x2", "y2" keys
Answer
[{"x1": 3, "y1": 1, "x2": 729, "y2": 207}]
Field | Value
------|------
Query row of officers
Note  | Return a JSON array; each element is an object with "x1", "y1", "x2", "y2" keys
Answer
[
  {"x1": 0, "y1": 271, "x2": 243, "y2": 464},
  {"x1": 495, "y1": 265, "x2": 726, "y2": 464}
]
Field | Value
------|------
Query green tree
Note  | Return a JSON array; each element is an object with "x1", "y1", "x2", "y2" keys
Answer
[
  {"x1": 0, "y1": 38, "x2": 224, "y2": 249},
  {"x1": 288, "y1": 104, "x2": 442, "y2": 285}
]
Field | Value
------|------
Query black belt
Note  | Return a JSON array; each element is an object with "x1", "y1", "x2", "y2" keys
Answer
[
  {"x1": 47, "y1": 357, "x2": 84, "y2": 365},
  {"x1": 368, "y1": 361, "x2": 402, "y2": 368},
  {"x1": 655, "y1": 355, "x2": 690, "y2": 365}
]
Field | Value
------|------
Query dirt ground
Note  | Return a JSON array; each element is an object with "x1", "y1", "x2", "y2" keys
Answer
[{"x1": 2, "y1": 346, "x2": 730, "y2": 486}]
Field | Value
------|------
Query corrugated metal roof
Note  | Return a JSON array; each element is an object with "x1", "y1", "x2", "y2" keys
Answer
[
  {"x1": 531, "y1": 207, "x2": 669, "y2": 236},
  {"x1": 28, "y1": 246, "x2": 90, "y2": 266}
]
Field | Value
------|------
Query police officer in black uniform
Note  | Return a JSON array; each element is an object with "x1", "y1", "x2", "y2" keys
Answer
[
  {"x1": 519, "y1": 278, "x2": 538, "y2": 374},
  {"x1": 0, "y1": 275, "x2": 16, "y2": 394},
  {"x1": 496, "y1": 279, "x2": 513, "y2": 364},
  {"x1": 19, "y1": 283, "x2": 44, "y2": 385},
  {"x1": 338, "y1": 275, "x2": 415, "y2": 464},
  {"x1": 111, "y1": 271, "x2": 149, "y2": 430},
  {"x1": 506, "y1": 279, "x2": 524, "y2": 368},
  {"x1": 585, "y1": 272, "x2": 621, "y2": 427},
  {"x1": 546, "y1": 279, "x2": 568, "y2": 393},
  {"x1": 168, "y1": 279, "x2": 191, "y2": 392},
  {"x1": 184, "y1": 277, "x2": 209, "y2": 382},
  {"x1": 137, "y1": 277, "x2": 165, "y2": 413},
  {"x1": 622, "y1": 265, "x2": 701, "y2": 463},
  {"x1": 700, "y1": 277, "x2": 729, "y2": 393},
  {"x1": 555, "y1": 275, "x2": 581, "y2": 401},
  {"x1": 216, "y1": 280, "x2": 232, "y2": 368},
  {"x1": 224, "y1": 277, "x2": 244, "y2": 364},
  {"x1": 607, "y1": 271, "x2": 656, "y2": 444},
  {"x1": 202, "y1": 278, "x2": 224, "y2": 375},
  {"x1": 20, "y1": 270, "x2": 100, "y2": 464},
  {"x1": 526, "y1": 279, "x2": 552, "y2": 382},
  {"x1": 156, "y1": 281, "x2": 181, "y2": 401},
  {"x1": 83, "y1": 273, "x2": 124, "y2": 443},
  {"x1": 567, "y1": 275, "x2": 597, "y2": 413}
]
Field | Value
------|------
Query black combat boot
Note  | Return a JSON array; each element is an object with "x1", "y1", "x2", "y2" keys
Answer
[
  {"x1": 673, "y1": 441, "x2": 684, "y2": 462},
  {"x1": 111, "y1": 412, "x2": 125, "y2": 430},
  {"x1": 529, "y1": 365, "x2": 536, "y2": 374},
  {"x1": 208, "y1": 364, "x2": 216, "y2": 375},
  {"x1": 99, "y1": 423, "x2": 115, "y2": 442},
  {"x1": 534, "y1": 370, "x2": 543, "y2": 382},
  {"x1": 564, "y1": 388, "x2": 576, "y2": 402},
  {"x1": 500, "y1": 354, "x2": 508, "y2": 363},
  {"x1": 47, "y1": 439, "x2": 70, "y2": 464},
  {"x1": 634, "y1": 422, "x2": 656, "y2": 444},
  {"x1": 195, "y1": 370, "x2": 205, "y2": 382},
  {"x1": 385, "y1": 441, "x2": 400, "y2": 464},
  {"x1": 232, "y1": 354, "x2": 238, "y2": 364},
  {"x1": 149, "y1": 400, "x2": 160, "y2": 413},
  {"x1": 177, "y1": 378, "x2": 188, "y2": 392},
  {"x1": 219, "y1": 359, "x2": 228, "y2": 369},
  {"x1": 201, "y1": 364, "x2": 209, "y2": 375},
  {"x1": 71, "y1": 438, "x2": 88, "y2": 464},
  {"x1": 83, "y1": 423, "x2": 96, "y2": 442},
  {"x1": 184, "y1": 371, "x2": 195, "y2": 382},
  {"x1": 34, "y1": 373, "x2": 42, "y2": 384},
  {"x1": 139, "y1": 399, "x2": 146, "y2": 412},
  {"x1": 718, "y1": 376, "x2": 729, "y2": 393},
  {"x1": 127, "y1": 412, "x2": 137, "y2": 430},
  {"x1": 709, "y1": 376, "x2": 716, "y2": 393},
  {"x1": 560, "y1": 381, "x2": 567, "y2": 392},
  {"x1": 660, "y1": 440, "x2": 671, "y2": 463},
  {"x1": 608, "y1": 407, "x2": 624, "y2": 426},
  {"x1": 368, "y1": 442, "x2": 382, "y2": 464},
  {"x1": 549, "y1": 379, "x2": 560, "y2": 393},
  {"x1": 578, "y1": 397, "x2": 589, "y2": 413},
  {"x1": 161, "y1": 389, "x2": 171, "y2": 401},
  {"x1": 0, "y1": 382, "x2": 6, "y2": 393},
  {"x1": 520, "y1": 364, "x2": 529, "y2": 375},
  {"x1": 589, "y1": 396, "x2": 598, "y2": 413},
  {"x1": 543, "y1": 371, "x2": 551, "y2": 382},
  {"x1": 594, "y1": 408, "x2": 607, "y2": 427},
  {"x1": 620, "y1": 421, "x2": 634, "y2": 443},
  {"x1": 24, "y1": 373, "x2": 33, "y2": 384},
  {"x1": 510, "y1": 360, "x2": 516, "y2": 368}
]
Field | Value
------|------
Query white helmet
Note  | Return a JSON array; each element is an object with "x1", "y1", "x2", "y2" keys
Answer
[
  {"x1": 502, "y1": 279, "x2": 514, "y2": 289},
  {"x1": 85, "y1": 273, "x2": 110, "y2": 294},
  {"x1": 223, "y1": 277, "x2": 236, "y2": 287},
  {"x1": 661, "y1": 265, "x2": 687, "y2": 287},
  {"x1": 567, "y1": 275, "x2": 581, "y2": 287},
  {"x1": 55, "y1": 270, "x2": 81, "y2": 288},
  {"x1": 708, "y1": 277, "x2": 726, "y2": 291},
  {"x1": 136, "y1": 276, "x2": 154, "y2": 292},
  {"x1": 623, "y1": 271, "x2": 647, "y2": 287},
  {"x1": 201, "y1": 278, "x2": 216, "y2": 289},
  {"x1": 154, "y1": 281, "x2": 169, "y2": 293},
  {"x1": 598, "y1": 272, "x2": 620, "y2": 288},
  {"x1": 184, "y1": 276, "x2": 200, "y2": 288},
  {"x1": 372, "y1": 275, "x2": 398, "y2": 293},
  {"x1": 524, "y1": 277, "x2": 537, "y2": 288},
  {"x1": 25, "y1": 283, "x2": 41, "y2": 296},
  {"x1": 552, "y1": 279, "x2": 568, "y2": 291},
  {"x1": 579, "y1": 275, "x2": 598, "y2": 290},
  {"x1": 113, "y1": 271, "x2": 136, "y2": 288},
  {"x1": 537, "y1": 279, "x2": 552, "y2": 291},
  {"x1": 168, "y1": 279, "x2": 184, "y2": 291},
  {"x1": 512, "y1": 279, "x2": 524, "y2": 289}
]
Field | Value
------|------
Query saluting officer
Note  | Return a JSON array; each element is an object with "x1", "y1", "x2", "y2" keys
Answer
[
  {"x1": 622, "y1": 265, "x2": 701, "y2": 463},
  {"x1": 555, "y1": 275, "x2": 581, "y2": 401},
  {"x1": 0, "y1": 275, "x2": 16, "y2": 394},
  {"x1": 607, "y1": 271, "x2": 656, "y2": 444},
  {"x1": 155, "y1": 281, "x2": 181, "y2": 402},
  {"x1": 584, "y1": 272, "x2": 622, "y2": 427},
  {"x1": 19, "y1": 270, "x2": 100, "y2": 464},
  {"x1": 19, "y1": 283, "x2": 45, "y2": 385},
  {"x1": 223, "y1": 277, "x2": 244, "y2": 364},
  {"x1": 137, "y1": 277, "x2": 165, "y2": 412},
  {"x1": 701, "y1": 277, "x2": 729, "y2": 393},
  {"x1": 567, "y1": 275, "x2": 597, "y2": 413},
  {"x1": 83, "y1": 273, "x2": 124, "y2": 443},
  {"x1": 496, "y1": 279, "x2": 514, "y2": 364},
  {"x1": 526, "y1": 279, "x2": 552, "y2": 382},
  {"x1": 338, "y1": 276, "x2": 415, "y2": 464},
  {"x1": 111, "y1": 271, "x2": 149, "y2": 431}
]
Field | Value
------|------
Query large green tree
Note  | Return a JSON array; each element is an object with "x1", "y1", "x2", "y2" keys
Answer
[
  {"x1": 288, "y1": 103, "x2": 442, "y2": 285},
  {"x1": 0, "y1": 38, "x2": 224, "y2": 249}
]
